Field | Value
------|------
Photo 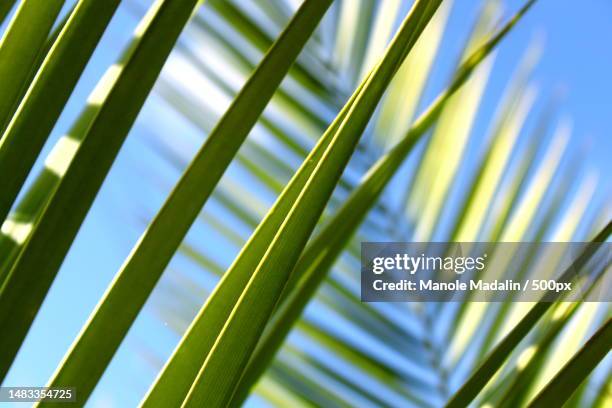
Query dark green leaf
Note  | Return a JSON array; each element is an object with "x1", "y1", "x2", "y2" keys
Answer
[
  {"x1": 0, "y1": 0, "x2": 65, "y2": 133},
  {"x1": 0, "y1": 0, "x2": 121, "y2": 224},
  {"x1": 0, "y1": 0, "x2": 194, "y2": 389},
  {"x1": 37, "y1": 1, "x2": 333, "y2": 405},
  {"x1": 232, "y1": 2, "x2": 538, "y2": 402},
  {"x1": 179, "y1": 1, "x2": 443, "y2": 405},
  {"x1": 527, "y1": 317, "x2": 612, "y2": 407},
  {"x1": 445, "y1": 220, "x2": 612, "y2": 408}
]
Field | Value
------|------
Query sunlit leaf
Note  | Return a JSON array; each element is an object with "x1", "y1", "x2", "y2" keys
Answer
[
  {"x1": 0, "y1": 0, "x2": 65, "y2": 133},
  {"x1": 527, "y1": 317, "x2": 612, "y2": 407},
  {"x1": 0, "y1": 0, "x2": 198, "y2": 392},
  {"x1": 0, "y1": 0, "x2": 121, "y2": 224}
]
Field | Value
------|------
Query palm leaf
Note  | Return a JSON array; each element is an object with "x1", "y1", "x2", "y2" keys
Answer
[
  {"x1": 39, "y1": 1, "x2": 333, "y2": 405},
  {"x1": 527, "y1": 317, "x2": 612, "y2": 407},
  {"x1": 232, "y1": 2, "x2": 537, "y2": 403},
  {"x1": 0, "y1": 0, "x2": 607, "y2": 406},
  {"x1": 0, "y1": 0, "x2": 17, "y2": 26},
  {"x1": 0, "y1": 0, "x2": 65, "y2": 133},
  {"x1": 0, "y1": 0, "x2": 121, "y2": 224},
  {"x1": 151, "y1": 2, "x2": 442, "y2": 406},
  {"x1": 445, "y1": 220, "x2": 611, "y2": 407},
  {"x1": 0, "y1": 0, "x2": 199, "y2": 387},
  {"x1": 494, "y1": 273, "x2": 604, "y2": 406}
]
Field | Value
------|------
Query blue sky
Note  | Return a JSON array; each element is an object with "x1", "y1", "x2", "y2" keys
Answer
[
  {"x1": 483, "y1": 0, "x2": 611, "y2": 179},
  {"x1": 1, "y1": 0, "x2": 610, "y2": 407},
  {"x1": 425, "y1": 0, "x2": 612, "y2": 188}
]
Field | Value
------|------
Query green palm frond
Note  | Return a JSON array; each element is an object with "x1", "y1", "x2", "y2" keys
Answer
[
  {"x1": 0, "y1": 0, "x2": 120, "y2": 223},
  {"x1": 528, "y1": 317, "x2": 611, "y2": 407},
  {"x1": 0, "y1": 0, "x2": 609, "y2": 407},
  {"x1": 0, "y1": 0, "x2": 65, "y2": 133},
  {"x1": 0, "y1": 0, "x2": 18, "y2": 27}
]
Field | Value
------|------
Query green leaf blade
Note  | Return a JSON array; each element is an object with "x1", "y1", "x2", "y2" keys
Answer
[
  {"x1": 0, "y1": 0, "x2": 121, "y2": 224},
  {"x1": 527, "y1": 318, "x2": 612, "y2": 407},
  {"x1": 231, "y1": 2, "x2": 537, "y2": 401},
  {"x1": 0, "y1": 0, "x2": 196, "y2": 389},
  {"x1": 0, "y1": 0, "x2": 65, "y2": 133},
  {"x1": 180, "y1": 1, "x2": 443, "y2": 405},
  {"x1": 0, "y1": 0, "x2": 17, "y2": 26},
  {"x1": 36, "y1": 0, "x2": 333, "y2": 405},
  {"x1": 445, "y1": 221, "x2": 612, "y2": 408}
]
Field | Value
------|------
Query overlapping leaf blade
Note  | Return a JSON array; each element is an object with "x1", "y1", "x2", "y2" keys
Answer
[
  {"x1": 146, "y1": 1, "x2": 442, "y2": 406},
  {"x1": 0, "y1": 0, "x2": 17, "y2": 26},
  {"x1": 527, "y1": 317, "x2": 612, "y2": 407},
  {"x1": 0, "y1": 0, "x2": 199, "y2": 389},
  {"x1": 231, "y1": 2, "x2": 539, "y2": 402},
  {"x1": 0, "y1": 0, "x2": 607, "y2": 406},
  {"x1": 38, "y1": 0, "x2": 334, "y2": 405},
  {"x1": 445, "y1": 220, "x2": 611, "y2": 407},
  {"x1": 0, "y1": 0, "x2": 121, "y2": 224},
  {"x1": 0, "y1": 0, "x2": 65, "y2": 133}
]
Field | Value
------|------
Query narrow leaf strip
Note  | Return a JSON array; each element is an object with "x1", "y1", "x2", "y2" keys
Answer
[
  {"x1": 0, "y1": 0, "x2": 65, "y2": 133},
  {"x1": 180, "y1": 1, "x2": 442, "y2": 406},
  {"x1": 496, "y1": 262, "x2": 606, "y2": 408},
  {"x1": 527, "y1": 318, "x2": 612, "y2": 408},
  {"x1": 0, "y1": 0, "x2": 17, "y2": 26},
  {"x1": 142, "y1": 74, "x2": 366, "y2": 408},
  {"x1": 0, "y1": 0, "x2": 197, "y2": 388},
  {"x1": 38, "y1": 0, "x2": 333, "y2": 405},
  {"x1": 0, "y1": 4, "x2": 85, "y2": 285},
  {"x1": 0, "y1": 0, "x2": 121, "y2": 224},
  {"x1": 444, "y1": 220, "x2": 612, "y2": 408},
  {"x1": 374, "y1": 0, "x2": 450, "y2": 148},
  {"x1": 405, "y1": 0, "x2": 498, "y2": 226},
  {"x1": 231, "y1": 2, "x2": 538, "y2": 402},
  {"x1": 143, "y1": 1, "x2": 435, "y2": 404}
]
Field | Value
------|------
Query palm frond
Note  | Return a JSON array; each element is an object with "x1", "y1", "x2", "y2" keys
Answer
[{"x1": 0, "y1": 0, "x2": 609, "y2": 406}]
